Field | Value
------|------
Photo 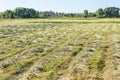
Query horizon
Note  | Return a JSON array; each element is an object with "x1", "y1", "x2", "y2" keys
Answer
[{"x1": 0, "y1": 0, "x2": 120, "y2": 13}]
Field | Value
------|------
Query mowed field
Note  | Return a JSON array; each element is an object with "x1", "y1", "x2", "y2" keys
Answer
[{"x1": 0, "y1": 19, "x2": 120, "y2": 80}]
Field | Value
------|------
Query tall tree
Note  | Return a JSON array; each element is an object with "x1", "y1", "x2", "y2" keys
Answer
[
  {"x1": 27, "y1": 8, "x2": 36, "y2": 18},
  {"x1": 83, "y1": 10, "x2": 88, "y2": 18},
  {"x1": 96, "y1": 8, "x2": 105, "y2": 18},
  {"x1": 13, "y1": 7, "x2": 26, "y2": 18},
  {"x1": 3, "y1": 10, "x2": 14, "y2": 18},
  {"x1": 104, "y1": 7, "x2": 119, "y2": 18}
]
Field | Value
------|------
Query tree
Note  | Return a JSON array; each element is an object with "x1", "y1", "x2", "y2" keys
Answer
[
  {"x1": 13, "y1": 7, "x2": 38, "y2": 18},
  {"x1": 58, "y1": 13, "x2": 65, "y2": 17},
  {"x1": 39, "y1": 12, "x2": 46, "y2": 18},
  {"x1": 39, "y1": 11, "x2": 56, "y2": 18},
  {"x1": 1, "y1": 10, "x2": 14, "y2": 19},
  {"x1": 88, "y1": 12, "x2": 96, "y2": 17},
  {"x1": 35, "y1": 11, "x2": 39, "y2": 18},
  {"x1": 68, "y1": 13, "x2": 74, "y2": 17},
  {"x1": 47, "y1": 11, "x2": 56, "y2": 17},
  {"x1": 104, "y1": 7, "x2": 119, "y2": 18},
  {"x1": 96, "y1": 8, "x2": 105, "y2": 18},
  {"x1": 0, "y1": 6, "x2": 120, "y2": 19},
  {"x1": 83, "y1": 10, "x2": 88, "y2": 18},
  {"x1": 13, "y1": 7, "x2": 26, "y2": 18},
  {"x1": 27, "y1": 8, "x2": 36, "y2": 18}
]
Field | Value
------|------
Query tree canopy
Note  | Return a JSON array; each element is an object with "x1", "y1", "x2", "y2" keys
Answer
[
  {"x1": 104, "y1": 7, "x2": 119, "y2": 18},
  {"x1": 0, "y1": 7, "x2": 120, "y2": 19}
]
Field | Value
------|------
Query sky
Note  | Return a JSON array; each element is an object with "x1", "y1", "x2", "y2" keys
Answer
[{"x1": 0, "y1": 0, "x2": 120, "y2": 13}]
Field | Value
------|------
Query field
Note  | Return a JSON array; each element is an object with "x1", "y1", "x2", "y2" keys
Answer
[{"x1": 0, "y1": 19, "x2": 120, "y2": 80}]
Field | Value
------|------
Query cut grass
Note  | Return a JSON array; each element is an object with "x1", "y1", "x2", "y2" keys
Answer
[{"x1": 0, "y1": 19, "x2": 120, "y2": 80}]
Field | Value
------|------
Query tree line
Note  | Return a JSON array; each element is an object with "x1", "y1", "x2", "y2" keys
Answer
[{"x1": 0, "y1": 7, "x2": 120, "y2": 19}]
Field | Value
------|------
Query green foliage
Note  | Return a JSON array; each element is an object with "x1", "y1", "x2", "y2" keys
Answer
[
  {"x1": 88, "y1": 13, "x2": 96, "y2": 17},
  {"x1": 0, "y1": 7, "x2": 39, "y2": 19},
  {"x1": 96, "y1": 8, "x2": 105, "y2": 18},
  {"x1": 13, "y1": 7, "x2": 38, "y2": 18},
  {"x1": 96, "y1": 7, "x2": 120, "y2": 18},
  {"x1": 83, "y1": 10, "x2": 88, "y2": 18},
  {"x1": 0, "y1": 6, "x2": 120, "y2": 19},
  {"x1": 39, "y1": 11, "x2": 56, "y2": 18},
  {"x1": 104, "y1": 7, "x2": 119, "y2": 18},
  {"x1": 0, "y1": 10, "x2": 14, "y2": 19}
]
